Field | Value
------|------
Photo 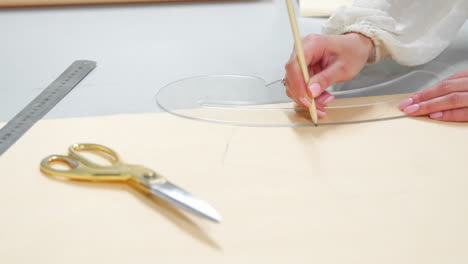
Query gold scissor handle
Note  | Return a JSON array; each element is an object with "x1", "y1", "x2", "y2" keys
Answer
[
  {"x1": 68, "y1": 143, "x2": 121, "y2": 168},
  {"x1": 40, "y1": 143, "x2": 135, "y2": 182},
  {"x1": 40, "y1": 154, "x2": 106, "y2": 180}
]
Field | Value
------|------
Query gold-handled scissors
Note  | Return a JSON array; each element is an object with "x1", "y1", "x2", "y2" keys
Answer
[{"x1": 40, "y1": 143, "x2": 222, "y2": 223}]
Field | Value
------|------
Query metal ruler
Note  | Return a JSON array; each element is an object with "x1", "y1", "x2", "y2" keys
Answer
[{"x1": 0, "y1": 60, "x2": 96, "y2": 156}]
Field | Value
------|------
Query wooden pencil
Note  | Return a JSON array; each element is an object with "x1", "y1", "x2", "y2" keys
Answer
[{"x1": 285, "y1": 0, "x2": 319, "y2": 125}]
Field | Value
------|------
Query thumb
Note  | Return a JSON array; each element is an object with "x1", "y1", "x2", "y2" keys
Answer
[{"x1": 308, "y1": 62, "x2": 345, "y2": 98}]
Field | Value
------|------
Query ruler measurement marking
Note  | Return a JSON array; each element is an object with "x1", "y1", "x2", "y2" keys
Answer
[{"x1": 0, "y1": 60, "x2": 96, "y2": 156}]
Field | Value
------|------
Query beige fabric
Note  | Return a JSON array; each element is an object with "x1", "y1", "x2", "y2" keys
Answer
[
  {"x1": 299, "y1": 0, "x2": 353, "y2": 17},
  {"x1": 1, "y1": 96, "x2": 468, "y2": 263}
]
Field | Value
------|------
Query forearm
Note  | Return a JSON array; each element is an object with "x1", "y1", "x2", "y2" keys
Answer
[{"x1": 322, "y1": 0, "x2": 468, "y2": 66}]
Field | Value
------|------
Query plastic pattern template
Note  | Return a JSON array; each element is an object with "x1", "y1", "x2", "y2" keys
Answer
[{"x1": 156, "y1": 71, "x2": 440, "y2": 127}]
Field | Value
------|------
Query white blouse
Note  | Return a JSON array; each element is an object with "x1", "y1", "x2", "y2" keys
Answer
[{"x1": 322, "y1": 0, "x2": 468, "y2": 66}]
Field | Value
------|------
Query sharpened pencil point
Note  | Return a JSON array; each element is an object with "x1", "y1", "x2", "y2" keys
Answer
[{"x1": 309, "y1": 104, "x2": 319, "y2": 126}]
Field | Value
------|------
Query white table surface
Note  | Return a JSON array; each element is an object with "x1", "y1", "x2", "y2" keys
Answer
[{"x1": 1, "y1": 0, "x2": 467, "y2": 122}]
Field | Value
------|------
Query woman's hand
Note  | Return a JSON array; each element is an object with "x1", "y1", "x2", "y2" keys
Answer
[
  {"x1": 399, "y1": 70, "x2": 468, "y2": 122},
  {"x1": 284, "y1": 33, "x2": 374, "y2": 117}
]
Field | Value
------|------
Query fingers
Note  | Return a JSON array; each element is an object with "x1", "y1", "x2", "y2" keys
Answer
[
  {"x1": 286, "y1": 88, "x2": 293, "y2": 99},
  {"x1": 287, "y1": 86, "x2": 334, "y2": 108},
  {"x1": 294, "y1": 94, "x2": 329, "y2": 112},
  {"x1": 284, "y1": 67, "x2": 339, "y2": 119},
  {"x1": 303, "y1": 36, "x2": 342, "y2": 98},
  {"x1": 286, "y1": 52, "x2": 342, "y2": 103},
  {"x1": 429, "y1": 108, "x2": 468, "y2": 122},
  {"x1": 315, "y1": 92, "x2": 335, "y2": 118},
  {"x1": 315, "y1": 91, "x2": 334, "y2": 105},
  {"x1": 285, "y1": 35, "x2": 329, "y2": 102},
  {"x1": 308, "y1": 64, "x2": 323, "y2": 82},
  {"x1": 304, "y1": 34, "x2": 368, "y2": 96},
  {"x1": 308, "y1": 61, "x2": 344, "y2": 98},
  {"x1": 445, "y1": 69, "x2": 468, "y2": 81},
  {"x1": 285, "y1": 33, "x2": 364, "y2": 116},
  {"x1": 316, "y1": 110, "x2": 326, "y2": 118},
  {"x1": 285, "y1": 59, "x2": 309, "y2": 100},
  {"x1": 399, "y1": 77, "x2": 468, "y2": 107},
  {"x1": 398, "y1": 72, "x2": 468, "y2": 122},
  {"x1": 301, "y1": 35, "x2": 328, "y2": 70},
  {"x1": 287, "y1": 83, "x2": 333, "y2": 119},
  {"x1": 298, "y1": 92, "x2": 334, "y2": 119},
  {"x1": 284, "y1": 76, "x2": 308, "y2": 109},
  {"x1": 400, "y1": 92, "x2": 468, "y2": 116},
  {"x1": 285, "y1": 77, "x2": 320, "y2": 111}
]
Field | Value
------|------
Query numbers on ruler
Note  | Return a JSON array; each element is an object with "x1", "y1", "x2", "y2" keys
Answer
[{"x1": 0, "y1": 61, "x2": 94, "y2": 152}]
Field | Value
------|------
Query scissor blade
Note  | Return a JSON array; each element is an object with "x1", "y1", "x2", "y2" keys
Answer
[{"x1": 148, "y1": 181, "x2": 222, "y2": 223}]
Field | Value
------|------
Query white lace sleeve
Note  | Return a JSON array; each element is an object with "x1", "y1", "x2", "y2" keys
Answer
[{"x1": 322, "y1": 0, "x2": 468, "y2": 65}]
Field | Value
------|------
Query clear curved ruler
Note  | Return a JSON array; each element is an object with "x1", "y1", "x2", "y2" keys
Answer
[
  {"x1": 155, "y1": 71, "x2": 440, "y2": 127},
  {"x1": 0, "y1": 60, "x2": 96, "y2": 156}
]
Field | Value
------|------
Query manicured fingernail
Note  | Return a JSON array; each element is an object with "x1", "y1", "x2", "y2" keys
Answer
[
  {"x1": 299, "y1": 97, "x2": 311, "y2": 108},
  {"x1": 399, "y1": 97, "x2": 413, "y2": 110},
  {"x1": 309, "y1": 83, "x2": 321, "y2": 98},
  {"x1": 323, "y1": 95, "x2": 335, "y2": 105},
  {"x1": 430, "y1": 112, "x2": 443, "y2": 119},
  {"x1": 404, "y1": 104, "x2": 420, "y2": 114},
  {"x1": 317, "y1": 109, "x2": 326, "y2": 118}
]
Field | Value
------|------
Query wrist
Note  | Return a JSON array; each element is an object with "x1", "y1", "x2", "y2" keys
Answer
[{"x1": 346, "y1": 32, "x2": 375, "y2": 61}]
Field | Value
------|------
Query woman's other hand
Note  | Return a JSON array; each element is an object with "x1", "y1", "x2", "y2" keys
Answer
[{"x1": 399, "y1": 70, "x2": 468, "y2": 122}]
